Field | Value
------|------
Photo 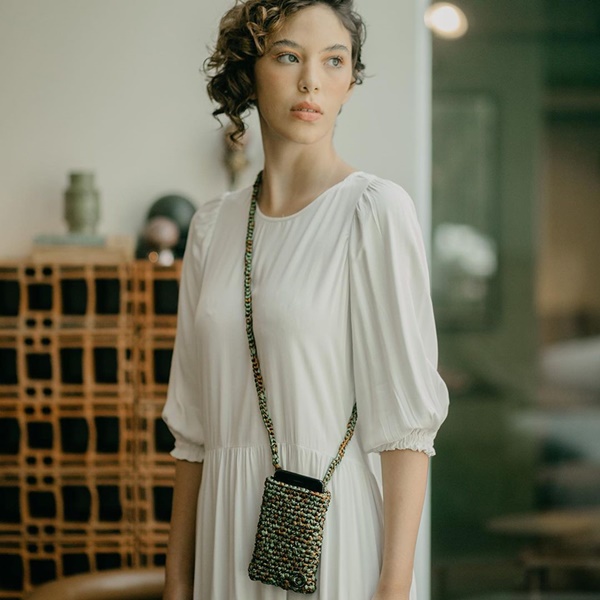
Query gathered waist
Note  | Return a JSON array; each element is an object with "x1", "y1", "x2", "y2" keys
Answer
[{"x1": 203, "y1": 441, "x2": 377, "y2": 482}]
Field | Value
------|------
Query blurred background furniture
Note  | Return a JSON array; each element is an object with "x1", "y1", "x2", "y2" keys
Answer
[
  {"x1": 24, "y1": 568, "x2": 164, "y2": 600},
  {"x1": 0, "y1": 260, "x2": 180, "y2": 598},
  {"x1": 488, "y1": 508, "x2": 600, "y2": 591}
]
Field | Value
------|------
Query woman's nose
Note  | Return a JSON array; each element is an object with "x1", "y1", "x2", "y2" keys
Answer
[{"x1": 298, "y1": 62, "x2": 320, "y2": 93}]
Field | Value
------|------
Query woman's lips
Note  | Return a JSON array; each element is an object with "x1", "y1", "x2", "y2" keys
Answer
[
  {"x1": 291, "y1": 102, "x2": 323, "y2": 122},
  {"x1": 291, "y1": 108, "x2": 322, "y2": 122}
]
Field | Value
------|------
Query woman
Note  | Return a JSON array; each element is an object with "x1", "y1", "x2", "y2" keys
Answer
[{"x1": 162, "y1": 1, "x2": 449, "y2": 599}]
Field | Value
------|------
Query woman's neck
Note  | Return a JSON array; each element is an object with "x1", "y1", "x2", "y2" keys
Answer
[{"x1": 258, "y1": 138, "x2": 355, "y2": 218}]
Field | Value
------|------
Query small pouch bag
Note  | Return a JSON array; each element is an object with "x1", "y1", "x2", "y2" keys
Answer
[
  {"x1": 244, "y1": 172, "x2": 357, "y2": 594},
  {"x1": 248, "y1": 475, "x2": 331, "y2": 593}
]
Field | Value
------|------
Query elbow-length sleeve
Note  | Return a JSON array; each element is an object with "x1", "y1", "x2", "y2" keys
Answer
[
  {"x1": 349, "y1": 178, "x2": 449, "y2": 457},
  {"x1": 162, "y1": 198, "x2": 221, "y2": 462}
]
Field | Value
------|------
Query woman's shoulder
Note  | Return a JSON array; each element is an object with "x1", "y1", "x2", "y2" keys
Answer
[
  {"x1": 347, "y1": 172, "x2": 427, "y2": 260},
  {"x1": 188, "y1": 185, "x2": 249, "y2": 242},
  {"x1": 348, "y1": 171, "x2": 416, "y2": 223}
]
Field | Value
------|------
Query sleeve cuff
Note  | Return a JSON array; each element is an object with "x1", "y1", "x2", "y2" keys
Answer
[
  {"x1": 369, "y1": 429, "x2": 437, "y2": 457},
  {"x1": 170, "y1": 439, "x2": 205, "y2": 462}
]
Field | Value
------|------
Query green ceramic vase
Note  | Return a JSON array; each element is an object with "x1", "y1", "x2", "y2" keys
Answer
[{"x1": 64, "y1": 171, "x2": 100, "y2": 234}]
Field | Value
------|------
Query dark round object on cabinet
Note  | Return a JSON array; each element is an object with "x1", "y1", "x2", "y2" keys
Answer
[{"x1": 137, "y1": 194, "x2": 197, "y2": 259}]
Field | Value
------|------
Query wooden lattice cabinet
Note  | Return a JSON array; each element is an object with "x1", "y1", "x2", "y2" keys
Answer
[{"x1": 0, "y1": 260, "x2": 182, "y2": 598}]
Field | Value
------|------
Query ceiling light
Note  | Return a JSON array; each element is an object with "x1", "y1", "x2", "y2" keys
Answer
[{"x1": 425, "y1": 2, "x2": 469, "y2": 39}]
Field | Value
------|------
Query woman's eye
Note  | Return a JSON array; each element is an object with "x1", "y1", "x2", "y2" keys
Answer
[
  {"x1": 327, "y1": 56, "x2": 343, "y2": 68},
  {"x1": 277, "y1": 53, "x2": 299, "y2": 64}
]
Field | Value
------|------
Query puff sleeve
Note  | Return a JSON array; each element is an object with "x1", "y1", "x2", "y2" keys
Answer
[
  {"x1": 349, "y1": 178, "x2": 449, "y2": 457},
  {"x1": 162, "y1": 198, "x2": 221, "y2": 462}
]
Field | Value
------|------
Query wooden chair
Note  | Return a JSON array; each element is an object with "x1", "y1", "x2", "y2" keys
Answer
[{"x1": 24, "y1": 568, "x2": 164, "y2": 600}]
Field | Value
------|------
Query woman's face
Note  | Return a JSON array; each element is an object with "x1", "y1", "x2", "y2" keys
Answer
[{"x1": 253, "y1": 4, "x2": 355, "y2": 147}]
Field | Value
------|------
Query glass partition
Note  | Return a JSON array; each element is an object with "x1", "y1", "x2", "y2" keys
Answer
[{"x1": 430, "y1": 0, "x2": 600, "y2": 597}]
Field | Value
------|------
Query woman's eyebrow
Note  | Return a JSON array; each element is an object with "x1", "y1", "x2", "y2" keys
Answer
[
  {"x1": 271, "y1": 38, "x2": 302, "y2": 50},
  {"x1": 270, "y1": 39, "x2": 350, "y2": 54},
  {"x1": 323, "y1": 43, "x2": 350, "y2": 54}
]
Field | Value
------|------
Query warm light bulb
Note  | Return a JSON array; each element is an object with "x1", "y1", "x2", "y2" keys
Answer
[{"x1": 425, "y1": 2, "x2": 468, "y2": 39}]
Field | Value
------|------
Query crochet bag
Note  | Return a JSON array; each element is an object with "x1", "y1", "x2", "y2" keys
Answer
[{"x1": 244, "y1": 172, "x2": 357, "y2": 594}]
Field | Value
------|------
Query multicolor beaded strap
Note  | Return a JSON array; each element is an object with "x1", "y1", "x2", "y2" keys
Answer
[{"x1": 244, "y1": 171, "x2": 358, "y2": 487}]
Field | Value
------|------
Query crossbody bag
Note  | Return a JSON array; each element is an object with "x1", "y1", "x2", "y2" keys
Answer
[{"x1": 245, "y1": 171, "x2": 358, "y2": 594}]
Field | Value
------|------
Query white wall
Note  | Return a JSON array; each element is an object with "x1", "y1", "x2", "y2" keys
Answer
[
  {"x1": 0, "y1": 0, "x2": 430, "y2": 255},
  {"x1": 0, "y1": 0, "x2": 432, "y2": 595}
]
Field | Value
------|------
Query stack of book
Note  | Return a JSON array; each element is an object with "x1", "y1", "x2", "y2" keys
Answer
[{"x1": 31, "y1": 233, "x2": 135, "y2": 263}]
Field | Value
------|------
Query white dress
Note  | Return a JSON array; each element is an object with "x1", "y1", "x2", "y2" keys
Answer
[{"x1": 162, "y1": 171, "x2": 450, "y2": 600}]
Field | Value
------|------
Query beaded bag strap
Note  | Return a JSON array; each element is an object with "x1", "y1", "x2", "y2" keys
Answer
[{"x1": 244, "y1": 171, "x2": 358, "y2": 487}]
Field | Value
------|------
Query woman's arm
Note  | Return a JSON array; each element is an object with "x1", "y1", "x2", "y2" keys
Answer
[
  {"x1": 163, "y1": 459, "x2": 204, "y2": 600},
  {"x1": 372, "y1": 449, "x2": 430, "y2": 600}
]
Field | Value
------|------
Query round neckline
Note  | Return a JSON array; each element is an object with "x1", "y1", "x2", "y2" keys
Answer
[{"x1": 254, "y1": 171, "x2": 364, "y2": 222}]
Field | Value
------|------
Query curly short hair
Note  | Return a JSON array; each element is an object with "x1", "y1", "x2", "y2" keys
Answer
[{"x1": 204, "y1": 0, "x2": 367, "y2": 143}]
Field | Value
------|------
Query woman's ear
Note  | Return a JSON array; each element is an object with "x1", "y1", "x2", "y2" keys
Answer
[{"x1": 341, "y1": 79, "x2": 356, "y2": 105}]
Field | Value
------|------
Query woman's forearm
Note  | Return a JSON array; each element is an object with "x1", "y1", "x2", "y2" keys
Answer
[
  {"x1": 163, "y1": 459, "x2": 204, "y2": 600},
  {"x1": 374, "y1": 448, "x2": 429, "y2": 597}
]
